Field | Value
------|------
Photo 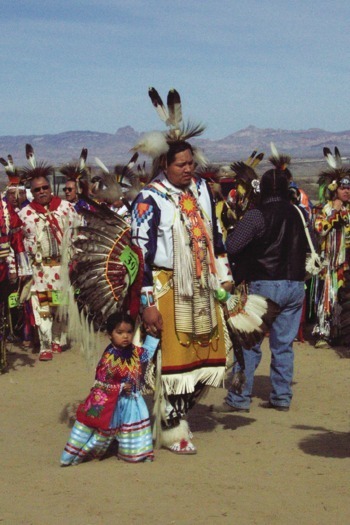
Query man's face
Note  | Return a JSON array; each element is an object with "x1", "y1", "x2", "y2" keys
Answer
[
  {"x1": 31, "y1": 177, "x2": 52, "y2": 206},
  {"x1": 18, "y1": 189, "x2": 27, "y2": 205},
  {"x1": 6, "y1": 189, "x2": 18, "y2": 208},
  {"x1": 166, "y1": 149, "x2": 194, "y2": 189},
  {"x1": 63, "y1": 181, "x2": 77, "y2": 202}
]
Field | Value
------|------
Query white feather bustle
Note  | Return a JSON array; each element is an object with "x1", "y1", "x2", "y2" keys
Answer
[
  {"x1": 132, "y1": 131, "x2": 169, "y2": 159},
  {"x1": 226, "y1": 293, "x2": 269, "y2": 335},
  {"x1": 244, "y1": 294, "x2": 269, "y2": 319},
  {"x1": 160, "y1": 419, "x2": 191, "y2": 448}
]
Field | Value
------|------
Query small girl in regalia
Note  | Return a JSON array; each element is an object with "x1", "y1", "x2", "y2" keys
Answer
[{"x1": 60, "y1": 312, "x2": 159, "y2": 465}]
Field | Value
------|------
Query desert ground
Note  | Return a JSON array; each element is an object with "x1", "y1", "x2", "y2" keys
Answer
[{"x1": 1, "y1": 327, "x2": 349, "y2": 525}]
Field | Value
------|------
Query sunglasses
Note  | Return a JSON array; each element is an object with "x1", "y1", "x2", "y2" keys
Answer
[
  {"x1": 32, "y1": 185, "x2": 49, "y2": 193},
  {"x1": 63, "y1": 187, "x2": 73, "y2": 192}
]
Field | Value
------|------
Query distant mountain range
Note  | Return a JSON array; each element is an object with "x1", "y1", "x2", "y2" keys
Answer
[{"x1": 1, "y1": 125, "x2": 350, "y2": 167}]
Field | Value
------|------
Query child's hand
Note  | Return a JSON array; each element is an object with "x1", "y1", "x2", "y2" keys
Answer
[{"x1": 123, "y1": 382, "x2": 133, "y2": 396}]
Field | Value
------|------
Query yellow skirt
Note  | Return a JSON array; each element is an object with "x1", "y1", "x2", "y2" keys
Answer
[{"x1": 155, "y1": 270, "x2": 226, "y2": 395}]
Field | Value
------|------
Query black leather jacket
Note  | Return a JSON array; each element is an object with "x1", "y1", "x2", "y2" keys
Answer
[{"x1": 232, "y1": 198, "x2": 308, "y2": 282}]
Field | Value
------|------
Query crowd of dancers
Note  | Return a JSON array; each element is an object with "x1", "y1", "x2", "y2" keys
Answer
[{"x1": 0, "y1": 87, "x2": 349, "y2": 464}]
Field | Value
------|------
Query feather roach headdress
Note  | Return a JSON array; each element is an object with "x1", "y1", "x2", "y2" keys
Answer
[
  {"x1": 318, "y1": 147, "x2": 350, "y2": 202},
  {"x1": 59, "y1": 148, "x2": 89, "y2": 192},
  {"x1": 21, "y1": 144, "x2": 55, "y2": 184},
  {"x1": 259, "y1": 143, "x2": 290, "y2": 201},
  {"x1": 268, "y1": 142, "x2": 292, "y2": 177},
  {"x1": 0, "y1": 154, "x2": 24, "y2": 188},
  {"x1": 229, "y1": 150, "x2": 264, "y2": 217},
  {"x1": 132, "y1": 87, "x2": 207, "y2": 178},
  {"x1": 231, "y1": 150, "x2": 264, "y2": 190}
]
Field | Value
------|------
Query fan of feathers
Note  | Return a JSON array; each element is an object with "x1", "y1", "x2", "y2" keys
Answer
[{"x1": 70, "y1": 202, "x2": 142, "y2": 328}]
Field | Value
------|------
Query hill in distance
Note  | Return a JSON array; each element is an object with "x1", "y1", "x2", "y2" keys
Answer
[
  {"x1": 1, "y1": 125, "x2": 350, "y2": 166},
  {"x1": 1, "y1": 125, "x2": 349, "y2": 201}
]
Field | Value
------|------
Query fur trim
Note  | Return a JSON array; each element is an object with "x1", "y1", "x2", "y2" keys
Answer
[{"x1": 160, "y1": 419, "x2": 190, "y2": 447}]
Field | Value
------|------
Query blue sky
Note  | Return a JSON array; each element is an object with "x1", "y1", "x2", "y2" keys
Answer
[{"x1": 1, "y1": 0, "x2": 350, "y2": 139}]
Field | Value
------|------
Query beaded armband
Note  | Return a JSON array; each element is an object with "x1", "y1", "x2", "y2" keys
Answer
[{"x1": 140, "y1": 290, "x2": 156, "y2": 310}]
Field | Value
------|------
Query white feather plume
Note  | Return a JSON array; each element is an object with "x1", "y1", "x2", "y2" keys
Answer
[
  {"x1": 270, "y1": 142, "x2": 279, "y2": 159},
  {"x1": 26, "y1": 144, "x2": 36, "y2": 169},
  {"x1": 95, "y1": 157, "x2": 110, "y2": 174},
  {"x1": 323, "y1": 147, "x2": 338, "y2": 169},
  {"x1": 79, "y1": 148, "x2": 88, "y2": 171},
  {"x1": 132, "y1": 131, "x2": 169, "y2": 158}
]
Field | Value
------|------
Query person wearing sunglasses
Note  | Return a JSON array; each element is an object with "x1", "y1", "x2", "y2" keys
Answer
[
  {"x1": 63, "y1": 181, "x2": 77, "y2": 204},
  {"x1": 18, "y1": 170, "x2": 81, "y2": 362}
]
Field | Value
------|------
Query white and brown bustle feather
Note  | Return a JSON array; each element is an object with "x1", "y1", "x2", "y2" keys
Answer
[
  {"x1": 71, "y1": 202, "x2": 141, "y2": 327},
  {"x1": 224, "y1": 288, "x2": 280, "y2": 349}
]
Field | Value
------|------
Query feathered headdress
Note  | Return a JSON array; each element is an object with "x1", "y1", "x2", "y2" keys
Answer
[
  {"x1": 228, "y1": 150, "x2": 264, "y2": 217},
  {"x1": 0, "y1": 154, "x2": 24, "y2": 188},
  {"x1": 268, "y1": 142, "x2": 291, "y2": 175},
  {"x1": 132, "y1": 87, "x2": 207, "y2": 178},
  {"x1": 90, "y1": 153, "x2": 142, "y2": 206},
  {"x1": 21, "y1": 144, "x2": 55, "y2": 183},
  {"x1": 59, "y1": 148, "x2": 89, "y2": 194},
  {"x1": 231, "y1": 150, "x2": 264, "y2": 190},
  {"x1": 114, "y1": 152, "x2": 143, "y2": 203},
  {"x1": 318, "y1": 147, "x2": 350, "y2": 202}
]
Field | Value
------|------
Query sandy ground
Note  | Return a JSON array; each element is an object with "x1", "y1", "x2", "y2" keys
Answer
[{"x1": 1, "y1": 331, "x2": 349, "y2": 525}]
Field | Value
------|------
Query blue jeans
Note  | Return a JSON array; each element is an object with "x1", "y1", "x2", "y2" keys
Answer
[{"x1": 226, "y1": 280, "x2": 305, "y2": 409}]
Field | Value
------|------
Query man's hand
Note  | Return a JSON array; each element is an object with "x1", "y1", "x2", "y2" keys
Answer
[
  {"x1": 221, "y1": 281, "x2": 234, "y2": 293},
  {"x1": 142, "y1": 306, "x2": 163, "y2": 336}
]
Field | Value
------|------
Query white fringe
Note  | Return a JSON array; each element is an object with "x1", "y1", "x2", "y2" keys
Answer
[
  {"x1": 162, "y1": 366, "x2": 225, "y2": 395},
  {"x1": 173, "y1": 210, "x2": 193, "y2": 296}
]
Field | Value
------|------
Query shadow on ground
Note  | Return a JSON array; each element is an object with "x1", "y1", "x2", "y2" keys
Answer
[
  {"x1": 1, "y1": 344, "x2": 36, "y2": 374},
  {"x1": 334, "y1": 346, "x2": 350, "y2": 359},
  {"x1": 190, "y1": 401, "x2": 256, "y2": 433},
  {"x1": 294, "y1": 424, "x2": 350, "y2": 458}
]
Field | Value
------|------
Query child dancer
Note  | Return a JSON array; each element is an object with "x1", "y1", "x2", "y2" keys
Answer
[{"x1": 61, "y1": 312, "x2": 159, "y2": 465}]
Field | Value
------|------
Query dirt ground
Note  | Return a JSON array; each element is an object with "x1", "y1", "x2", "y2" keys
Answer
[{"x1": 1, "y1": 329, "x2": 349, "y2": 525}]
